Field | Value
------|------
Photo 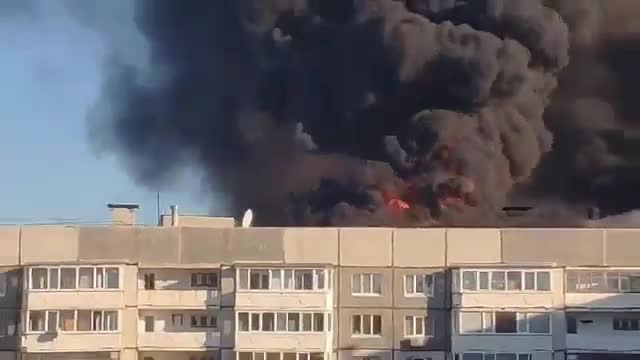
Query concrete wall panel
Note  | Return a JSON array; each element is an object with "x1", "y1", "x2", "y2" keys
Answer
[
  {"x1": 137, "y1": 228, "x2": 180, "y2": 267},
  {"x1": 283, "y1": 228, "x2": 339, "y2": 265},
  {"x1": 228, "y1": 228, "x2": 285, "y2": 263},
  {"x1": 393, "y1": 229, "x2": 445, "y2": 267},
  {"x1": 393, "y1": 309, "x2": 450, "y2": 351},
  {"x1": 77, "y1": 227, "x2": 138, "y2": 263},
  {"x1": 338, "y1": 308, "x2": 393, "y2": 349},
  {"x1": 338, "y1": 268, "x2": 393, "y2": 308},
  {"x1": 392, "y1": 268, "x2": 448, "y2": 309},
  {"x1": 21, "y1": 226, "x2": 78, "y2": 264},
  {"x1": 604, "y1": 229, "x2": 640, "y2": 265},
  {"x1": 180, "y1": 227, "x2": 229, "y2": 265},
  {"x1": 501, "y1": 229, "x2": 605, "y2": 266},
  {"x1": 339, "y1": 228, "x2": 392, "y2": 267},
  {"x1": 0, "y1": 228, "x2": 19, "y2": 266},
  {"x1": 446, "y1": 229, "x2": 501, "y2": 265}
]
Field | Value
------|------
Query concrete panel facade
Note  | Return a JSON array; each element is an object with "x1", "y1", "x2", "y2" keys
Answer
[
  {"x1": 392, "y1": 309, "x2": 449, "y2": 351},
  {"x1": 0, "y1": 228, "x2": 19, "y2": 266},
  {"x1": 136, "y1": 228, "x2": 181, "y2": 267},
  {"x1": 228, "y1": 229, "x2": 285, "y2": 264},
  {"x1": 20, "y1": 226, "x2": 78, "y2": 264},
  {"x1": 392, "y1": 269, "x2": 448, "y2": 309},
  {"x1": 393, "y1": 229, "x2": 445, "y2": 268},
  {"x1": 179, "y1": 228, "x2": 228, "y2": 266},
  {"x1": 604, "y1": 230, "x2": 640, "y2": 265},
  {"x1": 501, "y1": 229, "x2": 606, "y2": 266},
  {"x1": 339, "y1": 229, "x2": 392, "y2": 267},
  {"x1": 338, "y1": 268, "x2": 393, "y2": 308},
  {"x1": 77, "y1": 228, "x2": 138, "y2": 263},
  {"x1": 338, "y1": 308, "x2": 394, "y2": 349},
  {"x1": 446, "y1": 229, "x2": 501, "y2": 265},
  {"x1": 283, "y1": 228, "x2": 339, "y2": 265}
]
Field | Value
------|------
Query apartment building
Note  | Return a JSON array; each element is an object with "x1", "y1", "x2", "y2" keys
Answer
[{"x1": 1, "y1": 207, "x2": 640, "y2": 360}]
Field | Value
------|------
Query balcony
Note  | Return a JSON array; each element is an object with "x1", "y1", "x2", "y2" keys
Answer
[
  {"x1": 235, "y1": 292, "x2": 331, "y2": 310},
  {"x1": 26, "y1": 291, "x2": 124, "y2": 310},
  {"x1": 22, "y1": 332, "x2": 121, "y2": 352},
  {"x1": 452, "y1": 293, "x2": 559, "y2": 309},
  {"x1": 138, "y1": 331, "x2": 221, "y2": 350},
  {"x1": 565, "y1": 293, "x2": 640, "y2": 310},
  {"x1": 235, "y1": 333, "x2": 329, "y2": 351},
  {"x1": 452, "y1": 334, "x2": 552, "y2": 353},
  {"x1": 567, "y1": 334, "x2": 640, "y2": 352},
  {"x1": 138, "y1": 290, "x2": 220, "y2": 309}
]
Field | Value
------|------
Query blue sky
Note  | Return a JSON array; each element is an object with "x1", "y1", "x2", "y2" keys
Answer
[{"x1": 0, "y1": 1, "x2": 209, "y2": 225}]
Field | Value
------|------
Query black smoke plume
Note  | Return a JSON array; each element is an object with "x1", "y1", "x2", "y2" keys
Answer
[{"x1": 92, "y1": 0, "x2": 631, "y2": 226}]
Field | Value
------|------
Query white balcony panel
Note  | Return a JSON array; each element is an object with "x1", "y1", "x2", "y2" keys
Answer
[
  {"x1": 22, "y1": 333, "x2": 121, "y2": 352},
  {"x1": 235, "y1": 292, "x2": 331, "y2": 310},
  {"x1": 236, "y1": 333, "x2": 327, "y2": 351},
  {"x1": 567, "y1": 334, "x2": 640, "y2": 352},
  {"x1": 452, "y1": 334, "x2": 552, "y2": 353},
  {"x1": 27, "y1": 291, "x2": 124, "y2": 310},
  {"x1": 566, "y1": 293, "x2": 640, "y2": 309},
  {"x1": 453, "y1": 293, "x2": 558, "y2": 309},
  {"x1": 138, "y1": 331, "x2": 221, "y2": 350},
  {"x1": 138, "y1": 290, "x2": 220, "y2": 309}
]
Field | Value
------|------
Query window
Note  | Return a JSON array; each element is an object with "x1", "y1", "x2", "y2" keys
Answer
[
  {"x1": 191, "y1": 272, "x2": 219, "y2": 288},
  {"x1": 250, "y1": 270, "x2": 270, "y2": 290},
  {"x1": 461, "y1": 270, "x2": 551, "y2": 292},
  {"x1": 239, "y1": 269, "x2": 327, "y2": 291},
  {"x1": 79, "y1": 267, "x2": 94, "y2": 289},
  {"x1": 144, "y1": 316, "x2": 154, "y2": 332},
  {"x1": 238, "y1": 312, "x2": 326, "y2": 333},
  {"x1": 566, "y1": 314, "x2": 577, "y2": 334},
  {"x1": 60, "y1": 310, "x2": 75, "y2": 331},
  {"x1": 404, "y1": 274, "x2": 434, "y2": 296},
  {"x1": 77, "y1": 311, "x2": 92, "y2": 331},
  {"x1": 104, "y1": 311, "x2": 118, "y2": 331},
  {"x1": 144, "y1": 273, "x2": 155, "y2": 290},
  {"x1": 106, "y1": 268, "x2": 119, "y2": 289},
  {"x1": 352, "y1": 273, "x2": 382, "y2": 295},
  {"x1": 31, "y1": 269, "x2": 48, "y2": 289},
  {"x1": 28, "y1": 311, "x2": 45, "y2": 332},
  {"x1": 404, "y1": 315, "x2": 431, "y2": 337},
  {"x1": 614, "y1": 318, "x2": 640, "y2": 331},
  {"x1": 172, "y1": 314, "x2": 184, "y2": 328},
  {"x1": 46, "y1": 311, "x2": 59, "y2": 333},
  {"x1": 461, "y1": 355, "x2": 530, "y2": 360},
  {"x1": 567, "y1": 270, "x2": 640, "y2": 293},
  {"x1": 48, "y1": 269, "x2": 59, "y2": 290},
  {"x1": 352, "y1": 314, "x2": 382, "y2": 336},
  {"x1": 459, "y1": 312, "x2": 550, "y2": 334},
  {"x1": 61, "y1": 268, "x2": 76, "y2": 289},
  {"x1": 0, "y1": 274, "x2": 5, "y2": 297}
]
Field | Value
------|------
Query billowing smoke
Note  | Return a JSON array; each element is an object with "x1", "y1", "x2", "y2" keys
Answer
[{"x1": 90, "y1": 0, "x2": 634, "y2": 226}]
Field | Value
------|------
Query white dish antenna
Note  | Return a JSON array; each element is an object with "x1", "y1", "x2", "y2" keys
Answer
[{"x1": 241, "y1": 209, "x2": 254, "y2": 228}]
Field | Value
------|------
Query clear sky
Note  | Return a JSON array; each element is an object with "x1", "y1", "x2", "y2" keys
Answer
[{"x1": 0, "y1": 0, "x2": 209, "y2": 225}]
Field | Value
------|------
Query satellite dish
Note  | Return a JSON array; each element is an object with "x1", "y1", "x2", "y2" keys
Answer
[{"x1": 241, "y1": 209, "x2": 254, "y2": 228}]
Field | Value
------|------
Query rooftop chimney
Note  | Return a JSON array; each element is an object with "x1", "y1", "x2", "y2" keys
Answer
[
  {"x1": 170, "y1": 205, "x2": 179, "y2": 226},
  {"x1": 107, "y1": 204, "x2": 139, "y2": 226}
]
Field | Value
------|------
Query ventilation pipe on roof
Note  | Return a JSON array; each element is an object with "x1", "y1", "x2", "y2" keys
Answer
[{"x1": 170, "y1": 205, "x2": 179, "y2": 226}]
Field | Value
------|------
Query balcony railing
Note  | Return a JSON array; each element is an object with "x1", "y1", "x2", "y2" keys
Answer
[
  {"x1": 235, "y1": 333, "x2": 328, "y2": 351},
  {"x1": 138, "y1": 331, "x2": 221, "y2": 350},
  {"x1": 235, "y1": 292, "x2": 331, "y2": 310},
  {"x1": 26, "y1": 291, "x2": 124, "y2": 310},
  {"x1": 22, "y1": 332, "x2": 121, "y2": 352},
  {"x1": 138, "y1": 290, "x2": 220, "y2": 309}
]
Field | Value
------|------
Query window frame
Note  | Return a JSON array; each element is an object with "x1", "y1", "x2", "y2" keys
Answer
[
  {"x1": 404, "y1": 273, "x2": 434, "y2": 297},
  {"x1": 457, "y1": 311, "x2": 551, "y2": 335},
  {"x1": 0, "y1": 273, "x2": 6, "y2": 297},
  {"x1": 26, "y1": 309, "x2": 118, "y2": 334},
  {"x1": 237, "y1": 311, "x2": 327, "y2": 333},
  {"x1": 191, "y1": 272, "x2": 220, "y2": 289},
  {"x1": 351, "y1": 314, "x2": 382, "y2": 337},
  {"x1": 458, "y1": 353, "x2": 531, "y2": 360},
  {"x1": 351, "y1": 273, "x2": 383, "y2": 296},
  {"x1": 404, "y1": 315, "x2": 432, "y2": 337},
  {"x1": 237, "y1": 268, "x2": 329, "y2": 292},
  {"x1": 28, "y1": 266, "x2": 121, "y2": 291},
  {"x1": 566, "y1": 269, "x2": 640, "y2": 293},
  {"x1": 460, "y1": 269, "x2": 552, "y2": 293}
]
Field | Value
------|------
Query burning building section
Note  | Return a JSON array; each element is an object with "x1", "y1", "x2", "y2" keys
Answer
[{"x1": 92, "y1": 0, "x2": 640, "y2": 226}]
